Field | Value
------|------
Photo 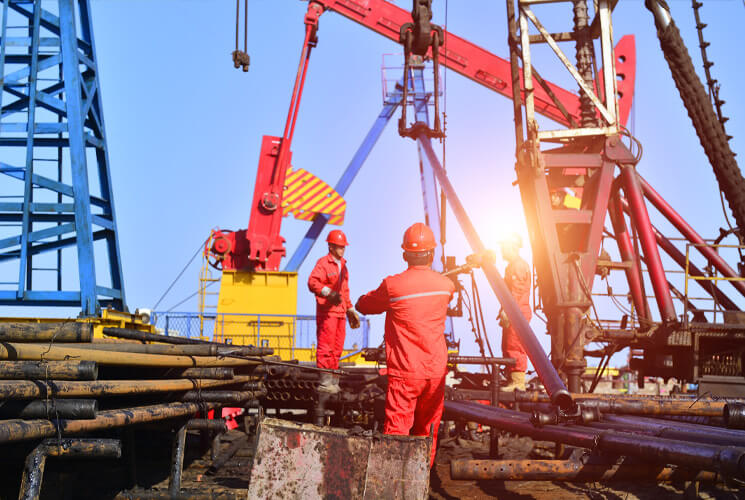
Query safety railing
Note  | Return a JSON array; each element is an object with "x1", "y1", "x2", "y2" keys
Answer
[
  {"x1": 151, "y1": 311, "x2": 370, "y2": 360},
  {"x1": 684, "y1": 243, "x2": 745, "y2": 327}
]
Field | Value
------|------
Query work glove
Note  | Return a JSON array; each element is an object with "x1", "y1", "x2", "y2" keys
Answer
[
  {"x1": 347, "y1": 308, "x2": 361, "y2": 329},
  {"x1": 327, "y1": 290, "x2": 342, "y2": 305},
  {"x1": 498, "y1": 311, "x2": 511, "y2": 329}
]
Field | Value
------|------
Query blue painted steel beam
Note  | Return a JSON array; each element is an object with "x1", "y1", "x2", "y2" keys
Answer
[
  {"x1": 16, "y1": 0, "x2": 42, "y2": 297},
  {"x1": 410, "y1": 67, "x2": 454, "y2": 343},
  {"x1": 59, "y1": 0, "x2": 97, "y2": 315},
  {"x1": 0, "y1": 0, "x2": 126, "y2": 315},
  {"x1": 284, "y1": 83, "x2": 404, "y2": 272}
]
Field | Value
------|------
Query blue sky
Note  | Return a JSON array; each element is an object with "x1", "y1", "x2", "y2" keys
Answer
[{"x1": 31, "y1": 0, "x2": 745, "y2": 367}]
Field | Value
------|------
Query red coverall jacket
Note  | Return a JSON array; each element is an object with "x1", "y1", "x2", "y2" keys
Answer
[
  {"x1": 355, "y1": 265, "x2": 455, "y2": 379},
  {"x1": 505, "y1": 256, "x2": 531, "y2": 317},
  {"x1": 307, "y1": 253, "x2": 352, "y2": 317},
  {"x1": 503, "y1": 256, "x2": 531, "y2": 372}
]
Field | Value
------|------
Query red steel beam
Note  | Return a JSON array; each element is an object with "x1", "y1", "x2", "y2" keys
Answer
[
  {"x1": 640, "y1": 176, "x2": 745, "y2": 299},
  {"x1": 310, "y1": 0, "x2": 634, "y2": 127},
  {"x1": 620, "y1": 167, "x2": 677, "y2": 323}
]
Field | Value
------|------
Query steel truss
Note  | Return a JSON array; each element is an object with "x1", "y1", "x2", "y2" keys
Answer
[{"x1": 0, "y1": 0, "x2": 125, "y2": 315}]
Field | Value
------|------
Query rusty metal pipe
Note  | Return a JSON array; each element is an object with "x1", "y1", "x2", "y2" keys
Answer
[
  {"x1": 451, "y1": 458, "x2": 718, "y2": 482},
  {"x1": 0, "y1": 376, "x2": 255, "y2": 399},
  {"x1": 208, "y1": 434, "x2": 249, "y2": 476},
  {"x1": 181, "y1": 390, "x2": 266, "y2": 404},
  {"x1": 0, "y1": 322, "x2": 93, "y2": 343},
  {"x1": 82, "y1": 341, "x2": 220, "y2": 357},
  {"x1": 0, "y1": 399, "x2": 97, "y2": 420},
  {"x1": 0, "y1": 402, "x2": 215, "y2": 444},
  {"x1": 586, "y1": 416, "x2": 745, "y2": 448},
  {"x1": 115, "y1": 491, "x2": 238, "y2": 500},
  {"x1": 444, "y1": 400, "x2": 745, "y2": 478},
  {"x1": 241, "y1": 381, "x2": 265, "y2": 391},
  {"x1": 187, "y1": 419, "x2": 228, "y2": 432},
  {"x1": 169, "y1": 423, "x2": 188, "y2": 497},
  {"x1": 0, "y1": 342, "x2": 261, "y2": 368},
  {"x1": 517, "y1": 397, "x2": 725, "y2": 417},
  {"x1": 19, "y1": 438, "x2": 121, "y2": 500},
  {"x1": 179, "y1": 367, "x2": 234, "y2": 380},
  {"x1": 725, "y1": 402, "x2": 745, "y2": 429},
  {"x1": 0, "y1": 360, "x2": 97, "y2": 380},
  {"x1": 448, "y1": 356, "x2": 516, "y2": 366},
  {"x1": 102, "y1": 327, "x2": 273, "y2": 356}
]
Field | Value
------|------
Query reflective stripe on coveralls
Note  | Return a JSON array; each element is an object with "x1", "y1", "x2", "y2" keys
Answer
[{"x1": 356, "y1": 265, "x2": 455, "y2": 467}]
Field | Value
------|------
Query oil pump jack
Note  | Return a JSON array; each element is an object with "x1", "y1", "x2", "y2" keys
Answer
[
  {"x1": 201, "y1": 0, "x2": 745, "y2": 399},
  {"x1": 503, "y1": 0, "x2": 745, "y2": 396}
]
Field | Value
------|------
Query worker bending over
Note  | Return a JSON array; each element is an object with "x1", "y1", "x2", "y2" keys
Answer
[
  {"x1": 498, "y1": 233, "x2": 531, "y2": 391},
  {"x1": 308, "y1": 230, "x2": 360, "y2": 393},
  {"x1": 356, "y1": 223, "x2": 455, "y2": 467}
]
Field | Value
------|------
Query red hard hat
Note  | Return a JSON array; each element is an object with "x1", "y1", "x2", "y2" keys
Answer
[
  {"x1": 401, "y1": 223, "x2": 436, "y2": 252},
  {"x1": 327, "y1": 229, "x2": 349, "y2": 247}
]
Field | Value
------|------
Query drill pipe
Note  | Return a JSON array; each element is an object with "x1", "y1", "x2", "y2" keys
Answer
[
  {"x1": 186, "y1": 419, "x2": 228, "y2": 432},
  {"x1": 592, "y1": 414, "x2": 745, "y2": 448},
  {"x1": 450, "y1": 458, "x2": 719, "y2": 482},
  {"x1": 725, "y1": 402, "x2": 745, "y2": 429},
  {"x1": 448, "y1": 356, "x2": 516, "y2": 366},
  {"x1": 81, "y1": 341, "x2": 220, "y2": 357},
  {"x1": 115, "y1": 491, "x2": 237, "y2": 500},
  {"x1": 181, "y1": 390, "x2": 266, "y2": 404},
  {"x1": 19, "y1": 438, "x2": 121, "y2": 500},
  {"x1": 0, "y1": 322, "x2": 93, "y2": 342},
  {"x1": 0, "y1": 399, "x2": 97, "y2": 419},
  {"x1": 444, "y1": 400, "x2": 745, "y2": 478},
  {"x1": 519, "y1": 399, "x2": 725, "y2": 418},
  {"x1": 102, "y1": 327, "x2": 273, "y2": 356},
  {"x1": 178, "y1": 367, "x2": 234, "y2": 380},
  {"x1": 0, "y1": 375, "x2": 256, "y2": 399},
  {"x1": 0, "y1": 360, "x2": 97, "y2": 380},
  {"x1": 417, "y1": 136, "x2": 571, "y2": 409},
  {"x1": 0, "y1": 402, "x2": 215, "y2": 444},
  {"x1": 0, "y1": 342, "x2": 262, "y2": 368}
]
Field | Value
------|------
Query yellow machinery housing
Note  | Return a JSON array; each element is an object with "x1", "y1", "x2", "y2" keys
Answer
[{"x1": 211, "y1": 269, "x2": 366, "y2": 363}]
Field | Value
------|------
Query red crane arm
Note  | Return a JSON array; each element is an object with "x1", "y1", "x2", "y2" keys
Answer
[{"x1": 309, "y1": 0, "x2": 635, "y2": 127}]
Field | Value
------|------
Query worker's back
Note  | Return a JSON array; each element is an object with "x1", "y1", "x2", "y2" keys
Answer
[{"x1": 359, "y1": 265, "x2": 454, "y2": 379}]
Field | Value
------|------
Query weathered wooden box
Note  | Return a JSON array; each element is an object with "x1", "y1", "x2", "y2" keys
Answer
[{"x1": 247, "y1": 418, "x2": 431, "y2": 499}]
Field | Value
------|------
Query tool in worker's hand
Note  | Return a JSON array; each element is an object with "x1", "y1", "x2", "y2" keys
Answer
[
  {"x1": 442, "y1": 249, "x2": 496, "y2": 277},
  {"x1": 347, "y1": 309, "x2": 361, "y2": 329},
  {"x1": 327, "y1": 290, "x2": 343, "y2": 305}
]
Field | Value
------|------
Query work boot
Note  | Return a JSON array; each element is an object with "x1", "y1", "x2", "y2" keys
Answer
[
  {"x1": 330, "y1": 374, "x2": 341, "y2": 394},
  {"x1": 501, "y1": 371, "x2": 526, "y2": 392},
  {"x1": 317, "y1": 372, "x2": 340, "y2": 394}
]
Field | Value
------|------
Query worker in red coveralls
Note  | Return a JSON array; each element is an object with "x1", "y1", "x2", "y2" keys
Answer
[
  {"x1": 498, "y1": 233, "x2": 531, "y2": 391},
  {"x1": 308, "y1": 229, "x2": 361, "y2": 394},
  {"x1": 355, "y1": 223, "x2": 455, "y2": 467}
]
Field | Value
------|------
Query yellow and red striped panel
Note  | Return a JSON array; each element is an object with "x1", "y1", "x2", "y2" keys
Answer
[{"x1": 282, "y1": 166, "x2": 346, "y2": 226}]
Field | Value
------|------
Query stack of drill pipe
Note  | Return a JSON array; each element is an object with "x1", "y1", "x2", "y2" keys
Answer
[
  {"x1": 492, "y1": 390, "x2": 743, "y2": 419},
  {"x1": 444, "y1": 400, "x2": 745, "y2": 481},
  {"x1": 0, "y1": 323, "x2": 272, "y2": 445},
  {"x1": 261, "y1": 368, "x2": 382, "y2": 409}
]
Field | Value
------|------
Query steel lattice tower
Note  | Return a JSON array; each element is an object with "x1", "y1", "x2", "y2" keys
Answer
[{"x1": 0, "y1": 0, "x2": 125, "y2": 315}]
